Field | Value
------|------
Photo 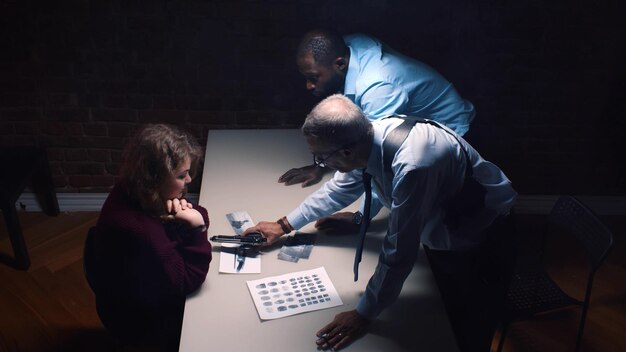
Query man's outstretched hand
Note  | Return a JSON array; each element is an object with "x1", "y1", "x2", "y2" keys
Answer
[
  {"x1": 316, "y1": 310, "x2": 371, "y2": 351},
  {"x1": 315, "y1": 212, "x2": 360, "y2": 234},
  {"x1": 278, "y1": 164, "x2": 324, "y2": 187}
]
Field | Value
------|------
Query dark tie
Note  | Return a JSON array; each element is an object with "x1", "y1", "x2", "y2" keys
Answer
[{"x1": 353, "y1": 170, "x2": 372, "y2": 281}]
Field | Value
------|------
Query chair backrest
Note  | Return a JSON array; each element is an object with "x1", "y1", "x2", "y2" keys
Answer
[
  {"x1": 83, "y1": 226, "x2": 99, "y2": 294},
  {"x1": 548, "y1": 196, "x2": 614, "y2": 269}
]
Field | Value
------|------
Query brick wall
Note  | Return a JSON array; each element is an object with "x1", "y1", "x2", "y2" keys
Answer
[{"x1": 1, "y1": 0, "x2": 625, "y2": 195}]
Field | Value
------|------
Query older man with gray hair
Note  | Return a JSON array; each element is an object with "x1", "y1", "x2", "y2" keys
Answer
[{"x1": 246, "y1": 94, "x2": 517, "y2": 351}]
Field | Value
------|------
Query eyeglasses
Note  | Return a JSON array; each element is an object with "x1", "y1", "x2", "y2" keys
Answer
[{"x1": 312, "y1": 145, "x2": 348, "y2": 168}]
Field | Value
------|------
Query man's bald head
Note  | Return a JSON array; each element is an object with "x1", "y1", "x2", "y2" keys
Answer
[{"x1": 303, "y1": 94, "x2": 372, "y2": 147}]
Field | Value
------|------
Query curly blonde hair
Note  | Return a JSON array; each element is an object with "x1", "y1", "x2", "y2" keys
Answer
[{"x1": 120, "y1": 124, "x2": 203, "y2": 215}]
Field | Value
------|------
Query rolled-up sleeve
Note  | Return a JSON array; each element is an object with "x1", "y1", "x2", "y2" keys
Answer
[
  {"x1": 287, "y1": 170, "x2": 365, "y2": 230},
  {"x1": 356, "y1": 167, "x2": 438, "y2": 319}
]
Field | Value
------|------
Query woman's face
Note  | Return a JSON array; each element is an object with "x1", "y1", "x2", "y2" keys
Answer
[{"x1": 161, "y1": 157, "x2": 192, "y2": 200}]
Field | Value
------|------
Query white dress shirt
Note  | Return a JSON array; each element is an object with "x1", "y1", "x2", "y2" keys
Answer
[{"x1": 287, "y1": 117, "x2": 517, "y2": 319}]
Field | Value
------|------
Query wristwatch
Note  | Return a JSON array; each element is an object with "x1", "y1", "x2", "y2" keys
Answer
[{"x1": 352, "y1": 211, "x2": 363, "y2": 225}]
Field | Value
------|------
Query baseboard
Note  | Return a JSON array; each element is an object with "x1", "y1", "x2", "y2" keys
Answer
[
  {"x1": 14, "y1": 193, "x2": 200, "y2": 212},
  {"x1": 12, "y1": 193, "x2": 626, "y2": 216}
]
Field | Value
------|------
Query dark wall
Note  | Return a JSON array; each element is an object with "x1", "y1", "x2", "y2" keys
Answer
[{"x1": 1, "y1": 0, "x2": 624, "y2": 195}]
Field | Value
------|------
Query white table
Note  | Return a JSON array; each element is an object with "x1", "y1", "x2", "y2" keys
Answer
[{"x1": 180, "y1": 129, "x2": 458, "y2": 352}]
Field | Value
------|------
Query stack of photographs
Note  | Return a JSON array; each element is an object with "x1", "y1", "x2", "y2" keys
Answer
[{"x1": 278, "y1": 232, "x2": 317, "y2": 263}]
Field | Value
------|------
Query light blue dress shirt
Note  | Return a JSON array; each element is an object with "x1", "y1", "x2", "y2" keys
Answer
[
  {"x1": 286, "y1": 117, "x2": 517, "y2": 320},
  {"x1": 343, "y1": 34, "x2": 475, "y2": 135},
  {"x1": 343, "y1": 33, "x2": 477, "y2": 219}
]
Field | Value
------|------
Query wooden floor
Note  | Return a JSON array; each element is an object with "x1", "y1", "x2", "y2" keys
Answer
[
  {"x1": 0, "y1": 211, "x2": 624, "y2": 352},
  {"x1": 0, "y1": 211, "x2": 114, "y2": 352}
]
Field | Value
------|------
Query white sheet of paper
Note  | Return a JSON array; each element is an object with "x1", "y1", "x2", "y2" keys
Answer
[
  {"x1": 226, "y1": 211, "x2": 254, "y2": 235},
  {"x1": 217, "y1": 210, "x2": 261, "y2": 274},
  {"x1": 246, "y1": 267, "x2": 343, "y2": 320},
  {"x1": 218, "y1": 243, "x2": 262, "y2": 274}
]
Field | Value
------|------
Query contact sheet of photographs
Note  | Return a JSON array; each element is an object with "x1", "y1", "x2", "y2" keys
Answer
[{"x1": 246, "y1": 267, "x2": 343, "y2": 320}]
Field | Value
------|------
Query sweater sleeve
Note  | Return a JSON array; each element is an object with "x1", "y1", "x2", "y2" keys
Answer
[
  {"x1": 175, "y1": 205, "x2": 212, "y2": 294},
  {"x1": 141, "y1": 204, "x2": 212, "y2": 298},
  {"x1": 96, "y1": 186, "x2": 213, "y2": 305}
]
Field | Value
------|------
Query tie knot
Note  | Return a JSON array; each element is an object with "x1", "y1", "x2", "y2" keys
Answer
[
  {"x1": 362, "y1": 171, "x2": 372, "y2": 192},
  {"x1": 362, "y1": 170, "x2": 371, "y2": 180}
]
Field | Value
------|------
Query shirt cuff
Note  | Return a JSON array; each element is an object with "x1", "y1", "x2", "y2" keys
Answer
[
  {"x1": 355, "y1": 295, "x2": 381, "y2": 320},
  {"x1": 286, "y1": 209, "x2": 308, "y2": 231}
]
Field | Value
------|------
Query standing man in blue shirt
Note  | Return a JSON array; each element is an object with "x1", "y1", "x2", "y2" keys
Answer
[
  {"x1": 250, "y1": 94, "x2": 516, "y2": 351},
  {"x1": 279, "y1": 29, "x2": 477, "y2": 229}
]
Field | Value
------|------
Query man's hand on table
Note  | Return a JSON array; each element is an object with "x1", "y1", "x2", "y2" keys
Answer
[
  {"x1": 278, "y1": 164, "x2": 324, "y2": 187},
  {"x1": 315, "y1": 212, "x2": 360, "y2": 234},
  {"x1": 316, "y1": 309, "x2": 371, "y2": 351},
  {"x1": 243, "y1": 221, "x2": 284, "y2": 245}
]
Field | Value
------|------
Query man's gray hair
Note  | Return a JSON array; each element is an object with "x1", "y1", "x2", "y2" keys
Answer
[{"x1": 302, "y1": 94, "x2": 372, "y2": 147}]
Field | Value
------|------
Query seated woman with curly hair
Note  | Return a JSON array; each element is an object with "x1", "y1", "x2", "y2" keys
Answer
[{"x1": 88, "y1": 124, "x2": 212, "y2": 351}]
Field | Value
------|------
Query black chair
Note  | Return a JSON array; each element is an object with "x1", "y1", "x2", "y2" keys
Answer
[
  {"x1": 83, "y1": 227, "x2": 126, "y2": 348},
  {"x1": 496, "y1": 195, "x2": 614, "y2": 352},
  {"x1": 0, "y1": 146, "x2": 59, "y2": 269},
  {"x1": 83, "y1": 226, "x2": 99, "y2": 294}
]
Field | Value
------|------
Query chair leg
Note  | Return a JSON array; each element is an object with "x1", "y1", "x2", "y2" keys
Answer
[
  {"x1": 575, "y1": 304, "x2": 589, "y2": 352},
  {"x1": 496, "y1": 322, "x2": 509, "y2": 352},
  {"x1": 31, "y1": 150, "x2": 60, "y2": 216},
  {"x1": 1, "y1": 202, "x2": 31, "y2": 270}
]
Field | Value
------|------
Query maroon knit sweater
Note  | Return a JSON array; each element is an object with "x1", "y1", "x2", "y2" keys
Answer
[{"x1": 93, "y1": 183, "x2": 212, "y2": 307}]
